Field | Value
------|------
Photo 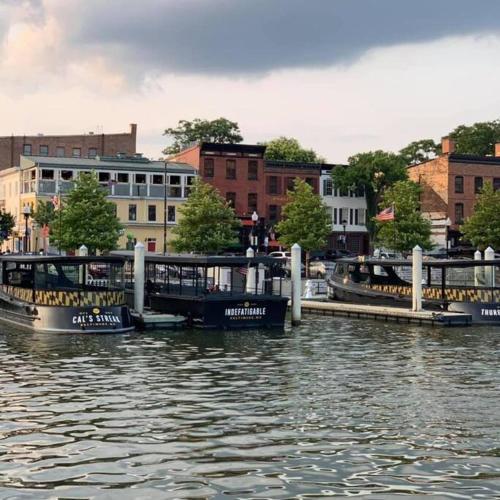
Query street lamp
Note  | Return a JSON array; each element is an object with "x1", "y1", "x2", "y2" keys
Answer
[
  {"x1": 342, "y1": 219, "x2": 347, "y2": 251},
  {"x1": 250, "y1": 210, "x2": 259, "y2": 252},
  {"x1": 23, "y1": 204, "x2": 31, "y2": 254},
  {"x1": 163, "y1": 161, "x2": 168, "y2": 255}
]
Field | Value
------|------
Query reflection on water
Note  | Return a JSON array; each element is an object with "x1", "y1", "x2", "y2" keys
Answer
[{"x1": 1, "y1": 318, "x2": 499, "y2": 498}]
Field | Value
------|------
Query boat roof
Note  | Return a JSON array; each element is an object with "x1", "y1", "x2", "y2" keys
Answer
[
  {"x1": 336, "y1": 257, "x2": 500, "y2": 268},
  {"x1": 0, "y1": 254, "x2": 126, "y2": 264}
]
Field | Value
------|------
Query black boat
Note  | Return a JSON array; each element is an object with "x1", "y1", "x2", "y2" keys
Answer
[
  {"x1": 327, "y1": 257, "x2": 500, "y2": 324},
  {"x1": 0, "y1": 255, "x2": 134, "y2": 333},
  {"x1": 119, "y1": 253, "x2": 289, "y2": 329}
]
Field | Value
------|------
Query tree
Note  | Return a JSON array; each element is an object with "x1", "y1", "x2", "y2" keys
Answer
[
  {"x1": 374, "y1": 180, "x2": 432, "y2": 253},
  {"x1": 449, "y1": 120, "x2": 500, "y2": 156},
  {"x1": 163, "y1": 118, "x2": 243, "y2": 155},
  {"x1": 52, "y1": 173, "x2": 123, "y2": 254},
  {"x1": 0, "y1": 211, "x2": 15, "y2": 243},
  {"x1": 171, "y1": 178, "x2": 240, "y2": 254},
  {"x1": 461, "y1": 182, "x2": 500, "y2": 250},
  {"x1": 275, "y1": 179, "x2": 331, "y2": 275},
  {"x1": 263, "y1": 136, "x2": 325, "y2": 163},
  {"x1": 332, "y1": 150, "x2": 407, "y2": 236},
  {"x1": 32, "y1": 200, "x2": 56, "y2": 227},
  {"x1": 399, "y1": 139, "x2": 441, "y2": 165}
]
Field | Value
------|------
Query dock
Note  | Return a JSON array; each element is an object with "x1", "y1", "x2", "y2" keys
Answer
[
  {"x1": 131, "y1": 310, "x2": 187, "y2": 330},
  {"x1": 298, "y1": 300, "x2": 472, "y2": 326}
]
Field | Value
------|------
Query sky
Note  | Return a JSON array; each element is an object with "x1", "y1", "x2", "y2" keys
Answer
[{"x1": 1, "y1": 0, "x2": 500, "y2": 163}]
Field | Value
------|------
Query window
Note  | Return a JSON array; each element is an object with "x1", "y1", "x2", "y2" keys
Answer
[
  {"x1": 88, "y1": 147, "x2": 97, "y2": 159},
  {"x1": 333, "y1": 207, "x2": 338, "y2": 224},
  {"x1": 98, "y1": 172, "x2": 110, "y2": 183},
  {"x1": 248, "y1": 160, "x2": 258, "y2": 180},
  {"x1": 170, "y1": 175, "x2": 181, "y2": 185},
  {"x1": 61, "y1": 170, "x2": 73, "y2": 180},
  {"x1": 349, "y1": 208, "x2": 354, "y2": 225},
  {"x1": 305, "y1": 177, "x2": 314, "y2": 189},
  {"x1": 494, "y1": 178, "x2": 500, "y2": 191},
  {"x1": 226, "y1": 192, "x2": 236, "y2": 207},
  {"x1": 128, "y1": 204, "x2": 137, "y2": 221},
  {"x1": 41, "y1": 169, "x2": 54, "y2": 180},
  {"x1": 39, "y1": 145, "x2": 49, "y2": 156},
  {"x1": 248, "y1": 193, "x2": 258, "y2": 213},
  {"x1": 23, "y1": 144, "x2": 32, "y2": 155},
  {"x1": 268, "y1": 204, "x2": 280, "y2": 222},
  {"x1": 359, "y1": 209, "x2": 366, "y2": 225},
  {"x1": 56, "y1": 146, "x2": 65, "y2": 157},
  {"x1": 323, "y1": 178, "x2": 333, "y2": 196},
  {"x1": 168, "y1": 206, "x2": 175, "y2": 222},
  {"x1": 226, "y1": 159, "x2": 236, "y2": 179},
  {"x1": 340, "y1": 208, "x2": 349, "y2": 225},
  {"x1": 455, "y1": 203, "x2": 464, "y2": 224},
  {"x1": 204, "y1": 158, "x2": 214, "y2": 178},
  {"x1": 354, "y1": 209, "x2": 359, "y2": 225},
  {"x1": 268, "y1": 176, "x2": 279, "y2": 195},
  {"x1": 286, "y1": 177, "x2": 295, "y2": 191},
  {"x1": 152, "y1": 174, "x2": 164, "y2": 184},
  {"x1": 474, "y1": 176, "x2": 483, "y2": 194},
  {"x1": 117, "y1": 173, "x2": 129, "y2": 183},
  {"x1": 339, "y1": 188, "x2": 348, "y2": 197},
  {"x1": 135, "y1": 173, "x2": 146, "y2": 184},
  {"x1": 72, "y1": 147, "x2": 81, "y2": 158},
  {"x1": 148, "y1": 205, "x2": 156, "y2": 222},
  {"x1": 455, "y1": 176, "x2": 464, "y2": 193}
]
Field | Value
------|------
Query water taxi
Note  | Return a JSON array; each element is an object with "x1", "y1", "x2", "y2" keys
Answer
[
  {"x1": 327, "y1": 257, "x2": 500, "y2": 324},
  {"x1": 0, "y1": 255, "x2": 134, "y2": 333}
]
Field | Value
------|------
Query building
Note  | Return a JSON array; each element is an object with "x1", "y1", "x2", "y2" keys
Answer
[
  {"x1": 0, "y1": 124, "x2": 137, "y2": 171},
  {"x1": 408, "y1": 137, "x2": 500, "y2": 248},
  {"x1": 320, "y1": 166, "x2": 369, "y2": 254},
  {"x1": 0, "y1": 154, "x2": 196, "y2": 253}
]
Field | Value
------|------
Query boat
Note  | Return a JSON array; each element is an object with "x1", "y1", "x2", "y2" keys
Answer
[
  {"x1": 118, "y1": 253, "x2": 289, "y2": 329},
  {"x1": 327, "y1": 256, "x2": 500, "y2": 324},
  {"x1": 0, "y1": 254, "x2": 134, "y2": 333}
]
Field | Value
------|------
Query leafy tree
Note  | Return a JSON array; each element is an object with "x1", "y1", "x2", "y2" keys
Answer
[
  {"x1": 263, "y1": 136, "x2": 325, "y2": 163},
  {"x1": 275, "y1": 179, "x2": 331, "y2": 275},
  {"x1": 399, "y1": 139, "x2": 441, "y2": 165},
  {"x1": 32, "y1": 200, "x2": 56, "y2": 227},
  {"x1": 171, "y1": 178, "x2": 240, "y2": 254},
  {"x1": 449, "y1": 119, "x2": 500, "y2": 156},
  {"x1": 461, "y1": 182, "x2": 500, "y2": 250},
  {"x1": 374, "y1": 180, "x2": 432, "y2": 253},
  {"x1": 0, "y1": 211, "x2": 15, "y2": 243},
  {"x1": 163, "y1": 118, "x2": 243, "y2": 155},
  {"x1": 332, "y1": 150, "x2": 407, "y2": 236},
  {"x1": 52, "y1": 173, "x2": 122, "y2": 254}
]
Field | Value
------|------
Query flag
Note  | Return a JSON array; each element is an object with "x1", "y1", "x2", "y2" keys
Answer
[
  {"x1": 237, "y1": 266, "x2": 248, "y2": 276},
  {"x1": 51, "y1": 195, "x2": 60, "y2": 210},
  {"x1": 375, "y1": 205, "x2": 395, "y2": 222}
]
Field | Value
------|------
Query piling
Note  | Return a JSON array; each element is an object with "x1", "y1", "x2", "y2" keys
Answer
[
  {"x1": 245, "y1": 247, "x2": 256, "y2": 293},
  {"x1": 412, "y1": 245, "x2": 422, "y2": 312},
  {"x1": 474, "y1": 250, "x2": 482, "y2": 286},
  {"x1": 78, "y1": 245, "x2": 88, "y2": 257},
  {"x1": 134, "y1": 242, "x2": 145, "y2": 314},
  {"x1": 291, "y1": 243, "x2": 302, "y2": 325},
  {"x1": 484, "y1": 246, "x2": 495, "y2": 288}
]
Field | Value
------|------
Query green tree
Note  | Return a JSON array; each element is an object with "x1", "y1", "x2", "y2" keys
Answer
[
  {"x1": 399, "y1": 139, "x2": 441, "y2": 165},
  {"x1": 461, "y1": 182, "x2": 500, "y2": 250},
  {"x1": 449, "y1": 119, "x2": 500, "y2": 156},
  {"x1": 0, "y1": 210, "x2": 15, "y2": 244},
  {"x1": 275, "y1": 179, "x2": 331, "y2": 275},
  {"x1": 263, "y1": 136, "x2": 325, "y2": 163},
  {"x1": 163, "y1": 118, "x2": 243, "y2": 155},
  {"x1": 332, "y1": 150, "x2": 407, "y2": 237},
  {"x1": 171, "y1": 178, "x2": 240, "y2": 254},
  {"x1": 374, "y1": 180, "x2": 432, "y2": 253},
  {"x1": 52, "y1": 173, "x2": 122, "y2": 254},
  {"x1": 32, "y1": 200, "x2": 56, "y2": 227}
]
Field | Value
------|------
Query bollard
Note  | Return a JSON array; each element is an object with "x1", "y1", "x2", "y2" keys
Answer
[
  {"x1": 291, "y1": 243, "x2": 302, "y2": 325},
  {"x1": 78, "y1": 245, "x2": 88, "y2": 285},
  {"x1": 474, "y1": 250, "x2": 482, "y2": 287},
  {"x1": 134, "y1": 242, "x2": 145, "y2": 314},
  {"x1": 484, "y1": 246, "x2": 495, "y2": 288},
  {"x1": 412, "y1": 245, "x2": 422, "y2": 312},
  {"x1": 78, "y1": 245, "x2": 88, "y2": 256},
  {"x1": 245, "y1": 247, "x2": 256, "y2": 293}
]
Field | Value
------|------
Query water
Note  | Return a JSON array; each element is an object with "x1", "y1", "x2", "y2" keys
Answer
[{"x1": 1, "y1": 318, "x2": 499, "y2": 499}]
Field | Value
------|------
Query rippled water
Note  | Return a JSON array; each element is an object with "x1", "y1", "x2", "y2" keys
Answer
[{"x1": 1, "y1": 318, "x2": 499, "y2": 499}]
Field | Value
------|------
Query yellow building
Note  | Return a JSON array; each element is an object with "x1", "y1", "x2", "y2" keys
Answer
[{"x1": 0, "y1": 154, "x2": 197, "y2": 253}]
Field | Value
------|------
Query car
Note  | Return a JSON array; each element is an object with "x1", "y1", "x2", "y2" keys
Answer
[
  {"x1": 308, "y1": 260, "x2": 336, "y2": 279},
  {"x1": 269, "y1": 251, "x2": 305, "y2": 276}
]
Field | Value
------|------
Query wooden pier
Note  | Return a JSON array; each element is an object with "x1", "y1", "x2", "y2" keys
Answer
[{"x1": 298, "y1": 300, "x2": 472, "y2": 326}]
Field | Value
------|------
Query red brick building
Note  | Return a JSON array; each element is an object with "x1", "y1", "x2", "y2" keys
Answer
[
  {"x1": 0, "y1": 124, "x2": 137, "y2": 171},
  {"x1": 408, "y1": 137, "x2": 500, "y2": 247}
]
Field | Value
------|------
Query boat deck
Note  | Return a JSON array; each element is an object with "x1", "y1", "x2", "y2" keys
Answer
[{"x1": 298, "y1": 300, "x2": 472, "y2": 326}]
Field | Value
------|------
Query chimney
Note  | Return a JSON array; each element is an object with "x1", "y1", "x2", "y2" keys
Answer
[
  {"x1": 495, "y1": 143, "x2": 500, "y2": 157},
  {"x1": 441, "y1": 136, "x2": 455, "y2": 155}
]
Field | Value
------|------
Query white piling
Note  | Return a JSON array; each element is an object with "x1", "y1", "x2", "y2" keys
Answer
[
  {"x1": 474, "y1": 250, "x2": 482, "y2": 286},
  {"x1": 245, "y1": 247, "x2": 256, "y2": 293},
  {"x1": 412, "y1": 245, "x2": 422, "y2": 312},
  {"x1": 78, "y1": 245, "x2": 88, "y2": 256},
  {"x1": 291, "y1": 243, "x2": 302, "y2": 325},
  {"x1": 78, "y1": 245, "x2": 88, "y2": 285},
  {"x1": 484, "y1": 246, "x2": 495, "y2": 288},
  {"x1": 134, "y1": 242, "x2": 145, "y2": 314}
]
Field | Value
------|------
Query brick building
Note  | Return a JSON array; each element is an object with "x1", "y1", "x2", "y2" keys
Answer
[
  {"x1": 0, "y1": 124, "x2": 137, "y2": 171},
  {"x1": 408, "y1": 137, "x2": 500, "y2": 247}
]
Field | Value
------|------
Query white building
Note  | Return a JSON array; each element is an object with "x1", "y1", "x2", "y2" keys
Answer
[{"x1": 320, "y1": 166, "x2": 369, "y2": 254}]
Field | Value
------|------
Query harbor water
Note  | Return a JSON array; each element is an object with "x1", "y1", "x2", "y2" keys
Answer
[{"x1": 1, "y1": 318, "x2": 499, "y2": 498}]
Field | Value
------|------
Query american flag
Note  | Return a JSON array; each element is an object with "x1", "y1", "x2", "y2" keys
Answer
[
  {"x1": 51, "y1": 195, "x2": 60, "y2": 210},
  {"x1": 375, "y1": 205, "x2": 395, "y2": 222},
  {"x1": 237, "y1": 266, "x2": 248, "y2": 276}
]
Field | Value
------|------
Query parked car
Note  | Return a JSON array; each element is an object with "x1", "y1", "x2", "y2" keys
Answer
[{"x1": 309, "y1": 260, "x2": 336, "y2": 279}]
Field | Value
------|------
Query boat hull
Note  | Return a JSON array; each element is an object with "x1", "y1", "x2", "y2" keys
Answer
[{"x1": 449, "y1": 302, "x2": 500, "y2": 324}]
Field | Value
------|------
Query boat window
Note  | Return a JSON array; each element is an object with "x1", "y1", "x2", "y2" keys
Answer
[{"x1": 335, "y1": 264, "x2": 345, "y2": 274}]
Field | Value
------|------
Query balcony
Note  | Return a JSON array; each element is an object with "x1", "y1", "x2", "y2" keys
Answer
[{"x1": 38, "y1": 180, "x2": 56, "y2": 194}]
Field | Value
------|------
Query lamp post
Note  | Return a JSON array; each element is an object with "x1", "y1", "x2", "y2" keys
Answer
[
  {"x1": 250, "y1": 210, "x2": 259, "y2": 252},
  {"x1": 444, "y1": 217, "x2": 451, "y2": 258},
  {"x1": 163, "y1": 161, "x2": 168, "y2": 255},
  {"x1": 23, "y1": 204, "x2": 31, "y2": 254},
  {"x1": 342, "y1": 219, "x2": 347, "y2": 251}
]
